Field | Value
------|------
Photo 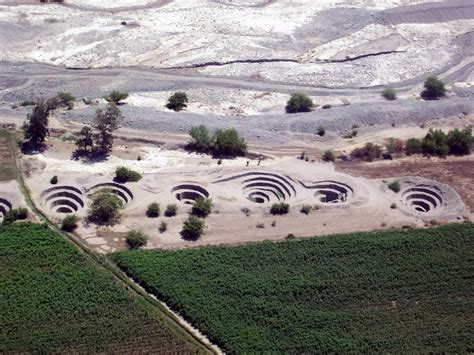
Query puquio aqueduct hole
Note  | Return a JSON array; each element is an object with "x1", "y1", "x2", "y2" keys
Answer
[
  {"x1": 0, "y1": 197, "x2": 13, "y2": 221},
  {"x1": 40, "y1": 186, "x2": 84, "y2": 214},
  {"x1": 87, "y1": 182, "x2": 134, "y2": 205},
  {"x1": 214, "y1": 172, "x2": 297, "y2": 204},
  {"x1": 172, "y1": 184, "x2": 210, "y2": 204},
  {"x1": 401, "y1": 185, "x2": 443, "y2": 213},
  {"x1": 307, "y1": 181, "x2": 354, "y2": 204}
]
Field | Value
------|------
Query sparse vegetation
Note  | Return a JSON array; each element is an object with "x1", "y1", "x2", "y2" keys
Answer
[
  {"x1": 385, "y1": 138, "x2": 403, "y2": 155},
  {"x1": 93, "y1": 103, "x2": 122, "y2": 155},
  {"x1": 111, "y1": 223, "x2": 474, "y2": 354},
  {"x1": 270, "y1": 202, "x2": 289, "y2": 215},
  {"x1": 317, "y1": 126, "x2": 326, "y2": 137},
  {"x1": 381, "y1": 87, "x2": 397, "y2": 101},
  {"x1": 115, "y1": 166, "x2": 142, "y2": 183},
  {"x1": 422, "y1": 76, "x2": 446, "y2": 99},
  {"x1": 350, "y1": 142, "x2": 382, "y2": 161},
  {"x1": 322, "y1": 149, "x2": 335, "y2": 162},
  {"x1": 56, "y1": 91, "x2": 75, "y2": 109},
  {"x1": 166, "y1": 92, "x2": 188, "y2": 111},
  {"x1": 125, "y1": 230, "x2": 148, "y2": 249},
  {"x1": 241, "y1": 207, "x2": 251, "y2": 217},
  {"x1": 191, "y1": 197, "x2": 213, "y2": 218},
  {"x1": 2, "y1": 208, "x2": 28, "y2": 225},
  {"x1": 61, "y1": 215, "x2": 79, "y2": 232},
  {"x1": 159, "y1": 221, "x2": 168, "y2": 233},
  {"x1": 388, "y1": 180, "x2": 401, "y2": 193},
  {"x1": 180, "y1": 216, "x2": 205, "y2": 240},
  {"x1": 146, "y1": 202, "x2": 160, "y2": 218},
  {"x1": 285, "y1": 93, "x2": 313, "y2": 113},
  {"x1": 104, "y1": 90, "x2": 129, "y2": 104},
  {"x1": 88, "y1": 190, "x2": 123, "y2": 226},
  {"x1": 75, "y1": 126, "x2": 94, "y2": 152},
  {"x1": 256, "y1": 222, "x2": 265, "y2": 229},
  {"x1": 321, "y1": 104, "x2": 332, "y2": 109},
  {"x1": 390, "y1": 203, "x2": 397, "y2": 209},
  {"x1": 164, "y1": 204, "x2": 177, "y2": 217},
  {"x1": 300, "y1": 205, "x2": 312, "y2": 215}
]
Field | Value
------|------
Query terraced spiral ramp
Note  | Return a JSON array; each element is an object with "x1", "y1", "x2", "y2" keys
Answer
[
  {"x1": 307, "y1": 180, "x2": 354, "y2": 204},
  {"x1": 0, "y1": 197, "x2": 13, "y2": 221},
  {"x1": 40, "y1": 186, "x2": 84, "y2": 214},
  {"x1": 401, "y1": 185, "x2": 443, "y2": 214},
  {"x1": 172, "y1": 184, "x2": 209, "y2": 204},
  {"x1": 87, "y1": 182, "x2": 134, "y2": 205}
]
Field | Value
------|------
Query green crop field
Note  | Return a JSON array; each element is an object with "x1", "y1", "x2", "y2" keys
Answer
[
  {"x1": 0, "y1": 129, "x2": 17, "y2": 181},
  {"x1": 112, "y1": 223, "x2": 474, "y2": 354},
  {"x1": 0, "y1": 223, "x2": 208, "y2": 354}
]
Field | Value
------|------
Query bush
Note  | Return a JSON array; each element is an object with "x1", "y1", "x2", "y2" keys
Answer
[
  {"x1": 115, "y1": 166, "x2": 142, "y2": 183},
  {"x1": 159, "y1": 221, "x2": 167, "y2": 233},
  {"x1": 286, "y1": 93, "x2": 313, "y2": 113},
  {"x1": 322, "y1": 104, "x2": 332, "y2": 109},
  {"x1": 213, "y1": 128, "x2": 247, "y2": 157},
  {"x1": 385, "y1": 138, "x2": 403, "y2": 155},
  {"x1": 56, "y1": 91, "x2": 76, "y2": 108},
  {"x1": 350, "y1": 143, "x2": 382, "y2": 161},
  {"x1": 180, "y1": 216, "x2": 205, "y2": 240},
  {"x1": 104, "y1": 90, "x2": 129, "y2": 104},
  {"x1": 322, "y1": 150, "x2": 336, "y2": 162},
  {"x1": 422, "y1": 129, "x2": 449, "y2": 156},
  {"x1": 388, "y1": 180, "x2": 401, "y2": 193},
  {"x1": 241, "y1": 207, "x2": 251, "y2": 217},
  {"x1": 317, "y1": 126, "x2": 326, "y2": 137},
  {"x1": 189, "y1": 125, "x2": 212, "y2": 152},
  {"x1": 390, "y1": 203, "x2": 397, "y2": 209},
  {"x1": 191, "y1": 197, "x2": 213, "y2": 218},
  {"x1": 382, "y1": 87, "x2": 397, "y2": 101},
  {"x1": 447, "y1": 127, "x2": 472, "y2": 155},
  {"x1": 50, "y1": 175, "x2": 58, "y2": 185},
  {"x1": 422, "y1": 76, "x2": 446, "y2": 99},
  {"x1": 165, "y1": 204, "x2": 177, "y2": 217},
  {"x1": 270, "y1": 202, "x2": 290, "y2": 215},
  {"x1": 88, "y1": 190, "x2": 123, "y2": 225},
  {"x1": 146, "y1": 202, "x2": 160, "y2": 218},
  {"x1": 405, "y1": 138, "x2": 422, "y2": 155},
  {"x1": 300, "y1": 205, "x2": 312, "y2": 215},
  {"x1": 125, "y1": 230, "x2": 148, "y2": 249},
  {"x1": 256, "y1": 222, "x2": 265, "y2": 229},
  {"x1": 2, "y1": 208, "x2": 28, "y2": 225},
  {"x1": 166, "y1": 92, "x2": 188, "y2": 111},
  {"x1": 61, "y1": 215, "x2": 79, "y2": 232}
]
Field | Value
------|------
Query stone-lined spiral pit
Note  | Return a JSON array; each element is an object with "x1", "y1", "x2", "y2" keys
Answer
[
  {"x1": 172, "y1": 184, "x2": 209, "y2": 204},
  {"x1": 308, "y1": 181, "x2": 354, "y2": 204},
  {"x1": 41, "y1": 186, "x2": 84, "y2": 214},
  {"x1": 0, "y1": 197, "x2": 13, "y2": 221},
  {"x1": 87, "y1": 182, "x2": 134, "y2": 205},
  {"x1": 401, "y1": 185, "x2": 443, "y2": 213}
]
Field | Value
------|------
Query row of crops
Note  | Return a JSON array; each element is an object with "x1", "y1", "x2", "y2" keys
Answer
[
  {"x1": 0, "y1": 222, "x2": 206, "y2": 353},
  {"x1": 111, "y1": 223, "x2": 474, "y2": 353}
]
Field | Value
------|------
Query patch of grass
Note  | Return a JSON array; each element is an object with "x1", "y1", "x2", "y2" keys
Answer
[
  {"x1": 0, "y1": 223, "x2": 204, "y2": 353},
  {"x1": 111, "y1": 223, "x2": 474, "y2": 354}
]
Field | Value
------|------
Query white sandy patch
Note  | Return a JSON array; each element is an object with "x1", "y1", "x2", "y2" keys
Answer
[{"x1": 67, "y1": 0, "x2": 157, "y2": 8}]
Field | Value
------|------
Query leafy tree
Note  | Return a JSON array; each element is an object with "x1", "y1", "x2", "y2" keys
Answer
[
  {"x1": 165, "y1": 204, "x2": 177, "y2": 217},
  {"x1": 286, "y1": 93, "x2": 313, "y2": 113},
  {"x1": 447, "y1": 127, "x2": 472, "y2": 155},
  {"x1": 146, "y1": 202, "x2": 160, "y2": 218},
  {"x1": 93, "y1": 103, "x2": 122, "y2": 154},
  {"x1": 166, "y1": 92, "x2": 188, "y2": 111},
  {"x1": 61, "y1": 215, "x2": 79, "y2": 232},
  {"x1": 115, "y1": 166, "x2": 142, "y2": 183},
  {"x1": 382, "y1": 87, "x2": 397, "y2": 101},
  {"x1": 75, "y1": 126, "x2": 94, "y2": 152},
  {"x1": 104, "y1": 90, "x2": 129, "y2": 104},
  {"x1": 405, "y1": 138, "x2": 422, "y2": 155},
  {"x1": 388, "y1": 180, "x2": 401, "y2": 193},
  {"x1": 191, "y1": 197, "x2": 213, "y2": 218},
  {"x1": 180, "y1": 216, "x2": 205, "y2": 240},
  {"x1": 422, "y1": 129, "x2": 448, "y2": 156},
  {"x1": 2, "y1": 208, "x2": 28, "y2": 225},
  {"x1": 22, "y1": 99, "x2": 57, "y2": 147},
  {"x1": 213, "y1": 128, "x2": 247, "y2": 157},
  {"x1": 189, "y1": 125, "x2": 212, "y2": 152},
  {"x1": 322, "y1": 150, "x2": 335, "y2": 162},
  {"x1": 350, "y1": 143, "x2": 382, "y2": 161},
  {"x1": 125, "y1": 230, "x2": 148, "y2": 249},
  {"x1": 422, "y1": 76, "x2": 446, "y2": 99},
  {"x1": 88, "y1": 190, "x2": 123, "y2": 225}
]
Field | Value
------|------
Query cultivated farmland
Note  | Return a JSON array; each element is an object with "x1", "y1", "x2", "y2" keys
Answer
[
  {"x1": 0, "y1": 223, "x2": 209, "y2": 354},
  {"x1": 112, "y1": 223, "x2": 474, "y2": 354}
]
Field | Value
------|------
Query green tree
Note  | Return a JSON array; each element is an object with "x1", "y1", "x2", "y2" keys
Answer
[
  {"x1": 447, "y1": 127, "x2": 472, "y2": 155},
  {"x1": 381, "y1": 87, "x2": 397, "y2": 101},
  {"x1": 189, "y1": 125, "x2": 212, "y2": 152},
  {"x1": 125, "y1": 230, "x2": 148, "y2": 249},
  {"x1": 165, "y1": 204, "x2": 178, "y2": 217},
  {"x1": 388, "y1": 180, "x2": 401, "y2": 193},
  {"x1": 213, "y1": 128, "x2": 247, "y2": 157},
  {"x1": 56, "y1": 91, "x2": 76, "y2": 109},
  {"x1": 422, "y1": 129, "x2": 448, "y2": 156},
  {"x1": 104, "y1": 90, "x2": 129, "y2": 104},
  {"x1": 94, "y1": 103, "x2": 122, "y2": 154},
  {"x1": 166, "y1": 92, "x2": 188, "y2": 111},
  {"x1": 61, "y1": 215, "x2": 79, "y2": 232},
  {"x1": 88, "y1": 190, "x2": 123, "y2": 225},
  {"x1": 180, "y1": 216, "x2": 205, "y2": 240},
  {"x1": 75, "y1": 126, "x2": 94, "y2": 152},
  {"x1": 350, "y1": 143, "x2": 382, "y2": 161},
  {"x1": 22, "y1": 99, "x2": 57, "y2": 147},
  {"x1": 270, "y1": 202, "x2": 290, "y2": 215},
  {"x1": 115, "y1": 166, "x2": 142, "y2": 183},
  {"x1": 146, "y1": 202, "x2": 160, "y2": 218},
  {"x1": 405, "y1": 138, "x2": 422, "y2": 155},
  {"x1": 286, "y1": 93, "x2": 313, "y2": 113},
  {"x1": 191, "y1": 197, "x2": 213, "y2": 218},
  {"x1": 422, "y1": 76, "x2": 446, "y2": 99},
  {"x1": 322, "y1": 150, "x2": 336, "y2": 162}
]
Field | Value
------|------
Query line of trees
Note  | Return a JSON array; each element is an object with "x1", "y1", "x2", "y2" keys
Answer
[{"x1": 188, "y1": 125, "x2": 247, "y2": 157}]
